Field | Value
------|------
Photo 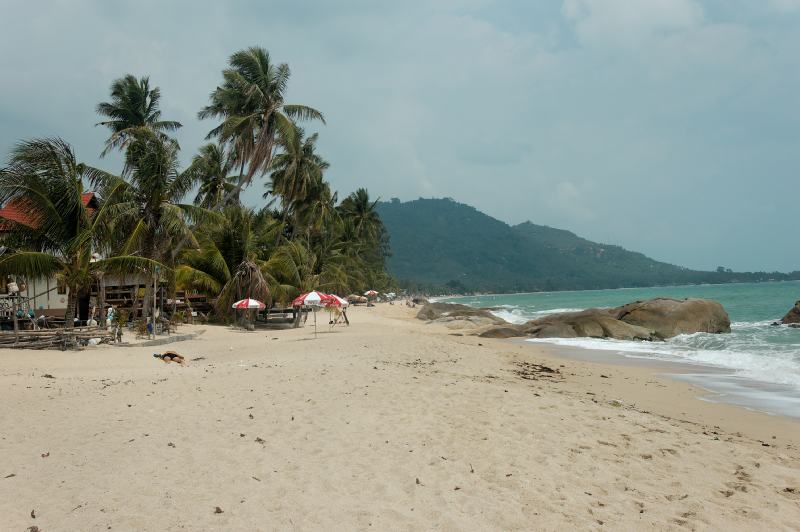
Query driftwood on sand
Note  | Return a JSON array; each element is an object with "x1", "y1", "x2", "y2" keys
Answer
[{"x1": 0, "y1": 327, "x2": 117, "y2": 350}]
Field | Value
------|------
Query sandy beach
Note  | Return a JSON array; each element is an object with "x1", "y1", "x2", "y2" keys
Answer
[{"x1": 2, "y1": 304, "x2": 799, "y2": 531}]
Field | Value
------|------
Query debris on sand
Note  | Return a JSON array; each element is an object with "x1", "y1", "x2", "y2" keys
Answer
[
  {"x1": 40, "y1": 452, "x2": 49, "y2": 458},
  {"x1": 42, "y1": 374, "x2": 55, "y2": 379},
  {"x1": 512, "y1": 361, "x2": 560, "y2": 381},
  {"x1": 214, "y1": 506, "x2": 224, "y2": 514}
]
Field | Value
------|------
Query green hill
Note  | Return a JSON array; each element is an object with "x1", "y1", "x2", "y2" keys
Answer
[{"x1": 376, "y1": 198, "x2": 798, "y2": 293}]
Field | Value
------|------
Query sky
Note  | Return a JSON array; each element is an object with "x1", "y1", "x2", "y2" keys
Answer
[{"x1": 1, "y1": 0, "x2": 799, "y2": 272}]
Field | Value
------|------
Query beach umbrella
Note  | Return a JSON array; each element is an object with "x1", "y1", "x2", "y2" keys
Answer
[
  {"x1": 324, "y1": 295, "x2": 349, "y2": 329},
  {"x1": 292, "y1": 291, "x2": 330, "y2": 307},
  {"x1": 327, "y1": 295, "x2": 349, "y2": 307},
  {"x1": 292, "y1": 291, "x2": 333, "y2": 337},
  {"x1": 231, "y1": 298, "x2": 266, "y2": 310}
]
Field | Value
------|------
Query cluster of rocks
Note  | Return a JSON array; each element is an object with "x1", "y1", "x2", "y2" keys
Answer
[
  {"x1": 778, "y1": 300, "x2": 800, "y2": 328},
  {"x1": 415, "y1": 302, "x2": 508, "y2": 330},
  {"x1": 417, "y1": 298, "x2": 732, "y2": 341}
]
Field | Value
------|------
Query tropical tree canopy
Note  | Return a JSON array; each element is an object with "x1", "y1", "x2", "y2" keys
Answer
[
  {"x1": 0, "y1": 45, "x2": 394, "y2": 330},
  {"x1": 199, "y1": 46, "x2": 325, "y2": 191},
  {"x1": 96, "y1": 74, "x2": 182, "y2": 156},
  {"x1": 0, "y1": 138, "x2": 159, "y2": 328},
  {"x1": 185, "y1": 143, "x2": 237, "y2": 209}
]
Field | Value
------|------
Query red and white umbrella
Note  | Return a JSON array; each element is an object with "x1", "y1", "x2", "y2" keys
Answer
[
  {"x1": 364, "y1": 290, "x2": 378, "y2": 297},
  {"x1": 231, "y1": 298, "x2": 266, "y2": 310},
  {"x1": 292, "y1": 291, "x2": 338, "y2": 337},
  {"x1": 292, "y1": 291, "x2": 331, "y2": 307},
  {"x1": 325, "y1": 294, "x2": 349, "y2": 307}
]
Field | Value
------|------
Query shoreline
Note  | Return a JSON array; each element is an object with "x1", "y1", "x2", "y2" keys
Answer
[
  {"x1": 520, "y1": 339, "x2": 800, "y2": 421},
  {"x1": 1, "y1": 304, "x2": 798, "y2": 529},
  {"x1": 439, "y1": 285, "x2": 800, "y2": 422}
]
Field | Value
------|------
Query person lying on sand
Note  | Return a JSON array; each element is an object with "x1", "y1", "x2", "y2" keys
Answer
[{"x1": 153, "y1": 351, "x2": 186, "y2": 365}]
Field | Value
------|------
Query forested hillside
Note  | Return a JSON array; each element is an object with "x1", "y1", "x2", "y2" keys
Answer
[{"x1": 377, "y1": 198, "x2": 799, "y2": 293}]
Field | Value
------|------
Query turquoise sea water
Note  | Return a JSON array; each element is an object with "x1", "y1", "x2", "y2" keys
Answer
[{"x1": 444, "y1": 281, "x2": 800, "y2": 398}]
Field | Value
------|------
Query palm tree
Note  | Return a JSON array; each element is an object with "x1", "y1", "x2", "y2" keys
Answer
[
  {"x1": 185, "y1": 143, "x2": 237, "y2": 209},
  {"x1": 199, "y1": 46, "x2": 325, "y2": 194},
  {"x1": 264, "y1": 239, "x2": 348, "y2": 311},
  {"x1": 266, "y1": 127, "x2": 329, "y2": 243},
  {"x1": 96, "y1": 74, "x2": 182, "y2": 156},
  {"x1": 176, "y1": 206, "x2": 274, "y2": 322},
  {"x1": 0, "y1": 138, "x2": 158, "y2": 329},
  {"x1": 94, "y1": 129, "x2": 211, "y2": 319},
  {"x1": 338, "y1": 188, "x2": 382, "y2": 241}
]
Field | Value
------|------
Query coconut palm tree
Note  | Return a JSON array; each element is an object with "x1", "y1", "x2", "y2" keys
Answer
[
  {"x1": 94, "y1": 129, "x2": 213, "y2": 320},
  {"x1": 338, "y1": 188, "x2": 382, "y2": 241},
  {"x1": 266, "y1": 127, "x2": 329, "y2": 243},
  {"x1": 176, "y1": 205, "x2": 279, "y2": 322},
  {"x1": 96, "y1": 74, "x2": 182, "y2": 157},
  {"x1": 185, "y1": 143, "x2": 237, "y2": 209},
  {"x1": 0, "y1": 138, "x2": 158, "y2": 329},
  {"x1": 199, "y1": 46, "x2": 325, "y2": 194}
]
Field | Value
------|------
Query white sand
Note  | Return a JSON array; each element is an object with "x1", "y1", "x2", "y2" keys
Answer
[{"x1": 1, "y1": 304, "x2": 798, "y2": 530}]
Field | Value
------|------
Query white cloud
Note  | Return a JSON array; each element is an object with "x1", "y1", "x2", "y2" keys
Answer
[
  {"x1": 770, "y1": 0, "x2": 800, "y2": 11},
  {"x1": 562, "y1": 0, "x2": 704, "y2": 46}
]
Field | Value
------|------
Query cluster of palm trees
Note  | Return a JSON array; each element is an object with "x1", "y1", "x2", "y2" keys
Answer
[{"x1": 0, "y1": 46, "x2": 391, "y2": 329}]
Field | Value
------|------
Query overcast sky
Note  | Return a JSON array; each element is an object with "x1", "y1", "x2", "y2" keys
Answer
[{"x1": 1, "y1": 0, "x2": 799, "y2": 272}]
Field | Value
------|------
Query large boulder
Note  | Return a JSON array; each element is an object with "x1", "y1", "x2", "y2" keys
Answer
[
  {"x1": 518, "y1": 310, "x2": 655, "y2": 341},
  {"x1": 417, "y1": 303, "x2": 506, "y2": 327},
  {"x1": 611, "y1": 298, "x2": 730, "y2": 338},
  {"x1": 478, "y1": 325, "x2": 527, "y2": 339},
  {"x1": 478, "y1": 298, "x2": 730, "y2": 341},
  {"x1": 780, "y1": 300, "x2": 800, "y2": 325}
]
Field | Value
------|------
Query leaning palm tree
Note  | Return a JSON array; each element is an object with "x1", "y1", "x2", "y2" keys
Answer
[
  {"x1": 0, "y1": 138, "x2": 158, "y2": 329},
  {"x1": 185, "y1": 143, "x2": 237, "y2": 209},
  {"x1": 96, "y1": 74, "x2": 182, "y2": 156},
  {"x1": 199, "y1": 46, "x2": 325, "y2": 195}
]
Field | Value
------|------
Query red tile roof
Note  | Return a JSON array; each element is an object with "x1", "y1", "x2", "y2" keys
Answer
[{"x1": 0, "y1": 192, "x2": 98, "y2": 231}]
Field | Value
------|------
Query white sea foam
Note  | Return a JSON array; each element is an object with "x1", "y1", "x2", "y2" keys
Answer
[
  {"x1": 489, "y1": 307, "x2": 585, "y2": 324},
  {"x1": 527, "y1": 325, "x2": 800, "y2": 390}
]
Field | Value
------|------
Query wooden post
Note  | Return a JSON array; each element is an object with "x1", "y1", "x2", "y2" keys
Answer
[
  {"x1": 152, "y1": 275, "x2": 157, "y2": 338},
  {"x1": 98, "y1": 274, "x2": 106, "y2": 330},
  {"x1": 12, "y1": 296, "x2": 19, "y2": 344}
]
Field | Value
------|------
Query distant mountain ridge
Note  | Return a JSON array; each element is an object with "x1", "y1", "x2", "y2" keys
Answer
[{"x1": 376, "y1": 198, "x2": 798, "y2": 293}]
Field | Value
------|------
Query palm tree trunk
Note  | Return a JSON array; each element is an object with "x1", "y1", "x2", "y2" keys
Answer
[
  {"x1": 64, "y1": 285, "x2": 77, "y2": 330},
  {"x1": 142, "y1": 279, "x2": 152, "y2": 321},
  {"x1": 276, "y1": 202, "x2": 291, "y2": 247}
]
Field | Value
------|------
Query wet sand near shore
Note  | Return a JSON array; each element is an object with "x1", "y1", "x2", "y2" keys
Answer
[{"x1": 1, "y1": 304, "x2": 798, "y2": 530}]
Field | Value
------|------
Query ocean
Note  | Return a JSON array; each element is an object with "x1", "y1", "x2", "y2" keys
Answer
[{"x1": 442, "y1": 281, "x2": 800, "y2": 417}]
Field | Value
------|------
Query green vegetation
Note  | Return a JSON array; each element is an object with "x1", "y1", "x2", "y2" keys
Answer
[
  {"x1": 0, "y1": 46, "x2": 391, "y2": 324},
  {"x1": 378, "y1": 198, "x2": 800, "y2": 294}
]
